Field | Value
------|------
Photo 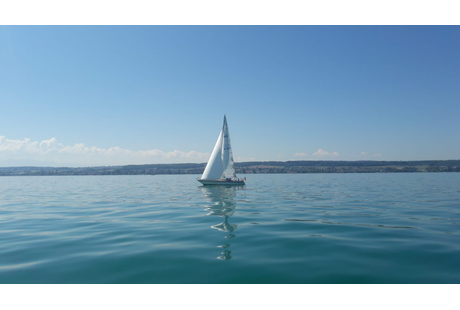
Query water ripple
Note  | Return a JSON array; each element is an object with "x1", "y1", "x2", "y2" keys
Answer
[{"x1": 0, "y1": 173, "x2": 459, "y2": 283}]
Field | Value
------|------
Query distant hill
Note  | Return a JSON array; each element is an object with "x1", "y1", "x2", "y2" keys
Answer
[{"x1": 0, "y1": 160, "x2": 459, "y2": 176}]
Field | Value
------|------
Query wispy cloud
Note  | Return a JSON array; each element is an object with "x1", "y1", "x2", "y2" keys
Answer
[
  {"x1": 357, "y1": 151, "x2": 368, "y2": 159},
  {"x1": 0, "y1": 135, "x2": 209, "y2": 166},
  {"x1": 294, "y1": 152, "x2": 309, "y2": 157},
  {"x1": 312, "y1": 149, "x2": 339, "y2": 158},
  {"x1": 373, "y1": 153, "x2": 382, "y2": 157}
]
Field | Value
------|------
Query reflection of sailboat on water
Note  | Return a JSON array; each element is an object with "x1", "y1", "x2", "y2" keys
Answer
[{"x1": 200, "y1": 185, "x2": 243, "y2": 260}]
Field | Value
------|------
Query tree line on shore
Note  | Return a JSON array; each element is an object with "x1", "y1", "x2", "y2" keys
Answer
[{"x1": 0, "y1": 160, "x2": 459, "y2": 176}]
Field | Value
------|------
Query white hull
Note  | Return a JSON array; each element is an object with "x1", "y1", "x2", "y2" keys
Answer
[{"x1": 198, "y1": 179, "x2": 245, "y2": 186}]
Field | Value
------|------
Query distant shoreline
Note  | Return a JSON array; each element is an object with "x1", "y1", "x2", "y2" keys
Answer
[{"x1": 0, "y1": 160, "x2": 459, "y2": 176}]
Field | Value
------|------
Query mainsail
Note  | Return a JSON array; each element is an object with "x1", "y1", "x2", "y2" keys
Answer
[{"x1": 201, "y1": 115, "x2": 237, "y2": 180}]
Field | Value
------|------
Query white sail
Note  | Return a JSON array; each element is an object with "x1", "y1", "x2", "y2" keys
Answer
[
  {"x1": 200, "y1": 115, "x2": 238, "y2": 181},
  {"x1": 221, "y1": 116, "x2": 236, "y2": 178},
  {"x1": 201, "y1": 129, "x2": 224, "y2": 180}
]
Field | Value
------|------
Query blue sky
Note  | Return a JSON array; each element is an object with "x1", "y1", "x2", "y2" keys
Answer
[{"x1": 1, "y1": 26, "x2": 459, "y2": 166}]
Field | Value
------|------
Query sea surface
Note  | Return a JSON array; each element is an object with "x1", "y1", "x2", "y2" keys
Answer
[{"x1": 1, "y1": 173, "x2": 459, "y2": 284}]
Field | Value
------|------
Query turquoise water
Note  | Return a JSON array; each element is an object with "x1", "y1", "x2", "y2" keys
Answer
[{"x1": 1, "y1": 173, "x2": 459, "y2": 283}]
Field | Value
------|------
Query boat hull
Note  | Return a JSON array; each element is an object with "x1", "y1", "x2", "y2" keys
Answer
[{"x1": 197, "y1": 179, "x2": 245, "y2": 186}]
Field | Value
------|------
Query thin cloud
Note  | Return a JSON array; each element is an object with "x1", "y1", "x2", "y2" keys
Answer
[
  {"x1": 294, "y1": 152, "x2": 309, "y2": 157},
  {"x1": 0, "y1": 135, "x2": 209, "y2": 166},
  {"x1": 358, "y1": 151, "x2": 368, "y2": 159},
  {"x1": 373, "y1": 153, "x2": 382, "y2": 157},
  {"x1": 313, "y1": 149, "x2": 339, "y2": 158}
]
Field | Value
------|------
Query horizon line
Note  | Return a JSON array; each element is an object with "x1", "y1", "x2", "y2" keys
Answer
[{"x1": 1, "y1": 159, "x2": 460, "y2": 169}]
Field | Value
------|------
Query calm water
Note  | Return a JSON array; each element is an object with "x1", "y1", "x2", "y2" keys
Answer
[{"x1": 1, "y1": 173, "x2": 459, "y2": 283}]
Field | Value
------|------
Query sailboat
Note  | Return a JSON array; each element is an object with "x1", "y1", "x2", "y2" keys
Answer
[{"x1": 197, "y1": 115, "x2": 245, "y2": 185}]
